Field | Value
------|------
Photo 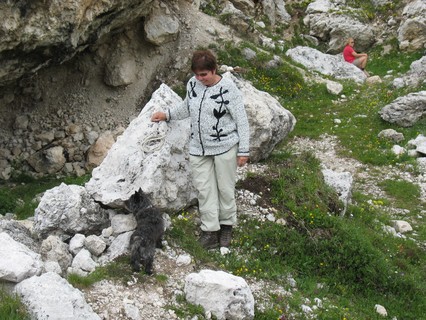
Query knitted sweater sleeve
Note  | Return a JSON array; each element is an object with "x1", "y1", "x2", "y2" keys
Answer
[
  {"x1": 227, "y1": 81, "x2": 250, "y2": 157},
  {"x1": 167, "y1": 95, "x2": 190, "y2": 121}
]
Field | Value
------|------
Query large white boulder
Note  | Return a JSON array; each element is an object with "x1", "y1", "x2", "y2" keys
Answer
[
  {"x1": 14, "y1": 272, "x2": 101, "y2": 320},
  {"x1": 0, "y1": 232, "x2": 43, "y2": 283},
  {"x1": 184, "y1": 269, "x2": 254, "y2": 320},
  {"x1": 33, "y1": 183, "x2": 110, "y2": 239},
  {"x1": 286, "y1": 46, "x2": 366, "y2": 83},
  {"x1": 85, "y1": 83, "x2": 196, "y2": 210},
  {"x1": 378, "y1": 91, "x2": 426, "y2": 127}
]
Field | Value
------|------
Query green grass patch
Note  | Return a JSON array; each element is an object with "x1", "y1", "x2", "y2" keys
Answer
[
  {"x1": 166, "y1": 294, "x2": 206, "y2": 319},
  {"x1": 167, "y1": 148, "x2": 426, "y2": 319},
  {"x1": 0, "y1": 174, "x2": 90, "y2": 219},
  {"x1": 0, "y1": 287, "x2": 29, "y2": 320},
  {"x1": 379, "y1": 179, "x2": 421, "y2": 211},
  {"x1": 68, "y1": 255, "x2": 154, "y2": 289},
  {"x1": 268, "y1": 150, "x2": 342, "y2": 215},
  {"x1": 368, "y1": 45, "x2": 423, "y2": 77},
  {"x1": 217, "y1": 43, "x2": 305, "y2": 99}
]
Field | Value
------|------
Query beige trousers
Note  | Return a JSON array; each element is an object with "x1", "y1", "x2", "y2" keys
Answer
[{"x1": 189, "y1": 145, "x2": 238, "y2": 232}]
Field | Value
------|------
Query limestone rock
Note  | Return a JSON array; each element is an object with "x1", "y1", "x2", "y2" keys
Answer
[
  {"x1": 417, "y1": 143, "x2": 426, "y2": 155},
  {"x1": 43, "y1": 261, "x2": 62, "y2": 274},
  {"x1": 393, "y1": 55, "x2": 426, "y2": 89},
  {"x1": 40, "y1": 235, "x2": 73, "y2": 275},
  {"x1": 0, "y1": 232, "x2": 43, "y2": 283},
  {"x1": 34, "y1": 183, "x2": 110, "y2": 239},
  {"x1": 306, "y1": 0, "x2": 336, "y2": 14},
  {"x1": 176, "y1": 254, "x2": 192, "y2": 266},
  {"x1": 407, "y1": 134, "x2": 426, "y2": 150},
  {"x1": 85, "y1": 83, "x2": 196, "y2": 210},
  {"x1": 366, "y1": 75, "x2": 382, "y2": 85},
  {"x1": 104, "y1": 54, "x2": 138, "y2": 87},
  {"x1": 0, "y1": 219, "x2": 39, "y2": 252},
  {"x1": 305, "y1": 0, "x2": 375, "y2": 53},
  {"x1": 86, "y1": 131, "x2": 116, "y2": 168},
  {"x1": 14, "y1": 272, "x2": 101, "y2": 320},
  {"x1": 184, "y1": 269, "x2": 255, "y2": 320},
  {"x1": 71, "y1": 248, "x2": 97, "y2": 273},
  {"x1": 393, "y1": 220, "x2": 413, "y2": 233},
  {"x1": 27, "y1": 146, "x2": 66, "y2": 174},
  {"x1": 69, "y1": 233, "x2": 86, "y2": 255},
  {"x1": 321, "y1": 167, "x2": 353, "y2": 215},
  {"x1": 84, "y1": 235, "x2": 107, "y2": 256},
  {"x1": 261, "y1": 0, "x2": 291, "y2": 25},
  {"x1": 111, "y1": 214, "x2": 137, "y2": 235},
  {"x1": 326, "y1": 80, "x2": 343, "y2": 95},
  {"x1": 398, "y1": 0, "x2": 426, "y2": 51},
  {"x1": 144, "y1": 4, "x2": 180, "y2": 46},
  {"x1": 374, "y1": 304, "x2": 388, "y2": 317},
  {"x1": 86, "y1": 74, "x2": 295, "y2": 210},
  {"x1": 391, "y1": 145, "x2": 406, "y2": 156},
  {"x1": 98, "y1": 231, "x2": 132, "y2": 265},
  {"x1": 379, "y1": 91, "x2": 426, "y2": 127},
  {"x1": 286, "y1": 46, "x2": 366, "y2": 83},
  {"x1": 242, "y1": 48, "x2": 257, "y2": 60},
  {"x1": 378, "y1": 129, "x2": 404, "y2": 143}
]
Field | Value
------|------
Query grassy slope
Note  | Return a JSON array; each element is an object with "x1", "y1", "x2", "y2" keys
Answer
[{"x1": 209, "y1": 31, "x2": 425, "y2": 319}]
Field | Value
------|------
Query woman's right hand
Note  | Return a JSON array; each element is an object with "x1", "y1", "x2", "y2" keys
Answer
[{"x1": 151, "y1": 111, "x2": 167, "y2": 122}]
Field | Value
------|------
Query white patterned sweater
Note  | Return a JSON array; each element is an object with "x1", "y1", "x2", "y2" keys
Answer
[{"x1": 167, "y1": 76, "x2": 250, "y2": 157}]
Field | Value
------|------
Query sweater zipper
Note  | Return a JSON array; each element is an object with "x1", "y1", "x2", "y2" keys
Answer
[{"x1": 198, "y1": 88, "x2": 208, "y2": 156}]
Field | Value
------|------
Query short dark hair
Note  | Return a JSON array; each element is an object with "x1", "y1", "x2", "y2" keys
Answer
[{"x1": 191, "y1": 50, "x2": 218, "y2": 72}]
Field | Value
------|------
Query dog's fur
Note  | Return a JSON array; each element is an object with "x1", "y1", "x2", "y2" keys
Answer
[{"x1": 124, "y1": 188, "x2": 164, "y2": 275}]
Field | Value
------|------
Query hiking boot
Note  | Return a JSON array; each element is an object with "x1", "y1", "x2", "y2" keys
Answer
[
  {"x1": 220, "y1": 225, "x2": 233, "y2": 247},
  {"x1": 198, "y1": 231, "x2": 219, "y2": 249}
]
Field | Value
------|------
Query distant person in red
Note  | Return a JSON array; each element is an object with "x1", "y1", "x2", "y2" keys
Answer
[{"x1": 343, "y1": 37, "x2": 369, "y2": 77}]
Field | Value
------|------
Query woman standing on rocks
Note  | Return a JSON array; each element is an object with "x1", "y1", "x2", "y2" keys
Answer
[{"x1": 151, "y1": 50, "x2": 250, "y2": 249}]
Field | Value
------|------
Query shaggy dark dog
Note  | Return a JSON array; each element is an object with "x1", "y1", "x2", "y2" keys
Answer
[{"x1": 124, "y1": 188, "x2": 165, "y2": 275}]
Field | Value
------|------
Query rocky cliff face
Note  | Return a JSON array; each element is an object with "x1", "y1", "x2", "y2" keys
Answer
[
  {"x1": 0, "y1": 0, "x2": 155, "y2": 86},
  {"x1": 0, "y1": 0, "x2": 237, "y2": 179}
]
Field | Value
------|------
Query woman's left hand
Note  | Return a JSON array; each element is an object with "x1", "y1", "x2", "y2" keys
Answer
[{"x1": 237, "y1": 156, "x2": 249, "y2": 167}]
